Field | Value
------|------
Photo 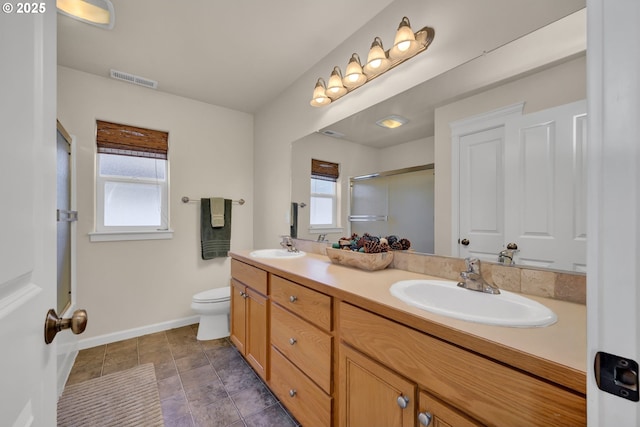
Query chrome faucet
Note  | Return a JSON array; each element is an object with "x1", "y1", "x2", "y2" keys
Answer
[
  {"x1": 498, "y1": 249, "x2": 515, "y2": 265},
  {"x1": 280, "y1": 235, "x2": 299, "y2": 252},
  {"x1": 497, "y1": 243, "x2": 518, "y2": 265},
  {"x1": 457, "y1": 257, "x2": 500, "y2": 294}
]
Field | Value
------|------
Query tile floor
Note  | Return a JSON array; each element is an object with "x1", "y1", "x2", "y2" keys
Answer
[{"x1": 65, "y1": 324, "x2": 299, "y2": 427}]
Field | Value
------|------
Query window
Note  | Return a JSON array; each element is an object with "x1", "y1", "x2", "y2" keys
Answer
[
  {"x1": 310, "y1": 159, "x2": 339, "y2": 229},
  {"x1": 91, "y1": 120, "x2": 171, "y2": 241}
]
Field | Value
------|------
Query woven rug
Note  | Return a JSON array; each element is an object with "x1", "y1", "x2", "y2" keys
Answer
[{"x1": 58, "y1": 363, "x2": 164, "y2": 427}]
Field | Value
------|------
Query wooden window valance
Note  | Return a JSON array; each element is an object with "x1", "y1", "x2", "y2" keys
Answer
[
  {"x1": 311, "y1": 158, "x2": 340, "y2": 182},
  {"x1": 96, "y1": 120, "x2": 169, "y2": 159}
]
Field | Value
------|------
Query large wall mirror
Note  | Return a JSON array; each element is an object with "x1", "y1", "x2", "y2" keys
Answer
[{"x1": 291, "y1": 6, "x2": 586, "y2": 273}]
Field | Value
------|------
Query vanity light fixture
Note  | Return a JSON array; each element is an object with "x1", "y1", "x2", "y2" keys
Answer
[
  {"x1": 326, "y1": 67, "x2": 348, "y2": 100},
  {"x1": 57, "y1": 0, "x2": 115, "y2": 30},
  {"x1": 310, "y1": 78, "x2": 331, "y2": 107},
  {"x1": 310, "y1": 16, "x2": 434, "y2": 107},
  {"x1": 376, "y1": 115, "x2": 409, "y2": 129}
]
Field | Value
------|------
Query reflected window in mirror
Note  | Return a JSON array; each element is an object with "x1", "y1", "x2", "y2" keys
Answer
[{"x1": 310, "y1": 159, "x2": 340, "y2": 230}]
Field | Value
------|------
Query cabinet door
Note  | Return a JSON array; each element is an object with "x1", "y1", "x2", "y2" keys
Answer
[
  {"x1": 246, "y1": 287, "x2": 269, "y2": 380},
  {"x1": 230, "y1": 279, "x2": 247, "y2": 354},
  {"x1": 418, "y1": 390, "x2": 483, "y2": 427},
  {"x1": 339, "y1": 344, "x2": 415, "y2": 427}
]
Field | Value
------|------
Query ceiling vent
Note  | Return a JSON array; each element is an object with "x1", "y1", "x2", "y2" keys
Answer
[
  {"x1": 110, "y1": 69, "x2": 158, "y2": 89},
  {"x1": 320, "y1": 129, "x2": 345, "y2": 138}
]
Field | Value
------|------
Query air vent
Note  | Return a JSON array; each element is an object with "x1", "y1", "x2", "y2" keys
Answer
[
  {"x1": 320, "y1": 129, "x2": 345, "y2": 138},
  {"x1": 110, "y1": 69, "x2": 158, "y2": 89}
]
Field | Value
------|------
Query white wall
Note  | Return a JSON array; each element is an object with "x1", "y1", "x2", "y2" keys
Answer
[
  {"x1": 57, "y1": 67, "x2": 254, "y2": 343},
  {"x1": 379, "y1": 136, "x2": 434, "y2": 171}
]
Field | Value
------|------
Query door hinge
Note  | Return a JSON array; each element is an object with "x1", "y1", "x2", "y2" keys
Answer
[{"x1": 57, "y1": 209, "x2": 78, "y2": 222}]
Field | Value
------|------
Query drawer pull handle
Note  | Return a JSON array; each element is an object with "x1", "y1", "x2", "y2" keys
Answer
[
  {"x1": 289, "y1": 295, "x2": 298, "y2": 303},
  {"x1": 418, "y1": 412, "x2": 433, "y2": 426},
  {"x1": 289, "y1": 338, "x2": 297, "y2": 345},
  {"x1": 289, "y1": 389, "x2": 297, "y2": 397},
  {"x1": 396, "y1": 395, "x2": 410, "y2": 409}
]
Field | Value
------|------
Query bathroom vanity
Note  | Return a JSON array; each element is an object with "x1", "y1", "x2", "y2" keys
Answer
[{"x1": 229, "y1": 250, "x2": 586, "y2": 426}]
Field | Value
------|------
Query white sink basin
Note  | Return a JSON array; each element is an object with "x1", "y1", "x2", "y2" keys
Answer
[
  {"x1": 249, "y1": 249, "x2": 306, "y2": 259},
  {"x1": 389, "y1": 279, "x2": 557, "y2": 327}
]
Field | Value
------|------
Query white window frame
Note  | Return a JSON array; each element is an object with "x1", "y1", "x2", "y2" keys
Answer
[
  {"x1": 309, "y1": 176, "x2": 339, "y2": 231},
  {"x1": 90, "y1": 153, "x2": 173, "y2": 242}
]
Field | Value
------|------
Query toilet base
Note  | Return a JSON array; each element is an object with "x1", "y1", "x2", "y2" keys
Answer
[{"x1": 196, "y1": 313, "x2": 230, "y2": 341}]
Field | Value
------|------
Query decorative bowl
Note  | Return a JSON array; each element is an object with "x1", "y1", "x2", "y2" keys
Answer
[{"x1": 325, "y1": 247, "x2": 394, "y2": 271}]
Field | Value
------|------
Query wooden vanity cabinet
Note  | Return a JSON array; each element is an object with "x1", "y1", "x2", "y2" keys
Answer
[
  {"x1": 339, "y1": 343, "x2": 415, "y2": 427},
  {"x1": 269, "y1": 274, "x2": 333, "y2": 427},
  {"x1": 418, "y1": 390, "x2": 483, "y2": 427},
  {"x1": 338, "y1": 302, "x2": 586, "y2": 427},
  {"x1": 230, "y1": 259, "x2": 269, "y2": 381}
]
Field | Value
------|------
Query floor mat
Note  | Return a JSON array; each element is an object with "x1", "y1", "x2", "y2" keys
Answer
[{"x1": 57, "y1": 363, "x2": 164, "y2": 426}]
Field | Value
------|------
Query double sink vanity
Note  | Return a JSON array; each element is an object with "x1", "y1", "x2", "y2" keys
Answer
[{"x1": 229, "y1": 247, "x2": 586, "y2": 426}]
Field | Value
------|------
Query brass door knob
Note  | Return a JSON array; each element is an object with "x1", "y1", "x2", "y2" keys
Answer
[{"x1": 44, "y1": 308, "x2": 87, "y2": 344}]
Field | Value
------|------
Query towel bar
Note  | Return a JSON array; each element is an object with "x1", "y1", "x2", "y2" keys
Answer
[{"x1": 181, "y1": 196, "x2": 245, "y2": 205}]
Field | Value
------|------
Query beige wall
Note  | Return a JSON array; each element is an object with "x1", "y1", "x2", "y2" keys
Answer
[
  {"x1": 57, "y1": 67, "x2": 254, "y2": 342},
  {"x1": 433, "y1": 55, "x2": 586, "y2": 255}
]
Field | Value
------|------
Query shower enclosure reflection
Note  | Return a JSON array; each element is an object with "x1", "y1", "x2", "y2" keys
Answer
[{"x1": 350, "y1": 165, "x2": 434, "y2": 254}]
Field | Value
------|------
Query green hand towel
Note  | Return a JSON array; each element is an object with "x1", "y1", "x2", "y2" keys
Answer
[{"x1": 201, "y1": 198, "x2": 231, "y2": 259}]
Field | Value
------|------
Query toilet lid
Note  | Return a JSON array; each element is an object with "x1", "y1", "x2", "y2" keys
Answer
[{"x1": 193, "y1": 287, "x2": 230, "y2": 303}]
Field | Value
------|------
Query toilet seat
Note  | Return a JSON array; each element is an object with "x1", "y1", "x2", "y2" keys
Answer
[{"x1": 193, "y1": 287, "x2": 230, "y2": 303}]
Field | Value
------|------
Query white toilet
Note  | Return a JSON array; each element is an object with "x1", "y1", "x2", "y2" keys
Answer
[{"x1": 191, "y1": 286, "x2": 231, "y2": 340}]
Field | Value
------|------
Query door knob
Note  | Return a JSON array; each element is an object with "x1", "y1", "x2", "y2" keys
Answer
[
  {"x1": 44, "y1": 308, "x2": 87, "y2": 344},
  {"x1": 460, "y1": 238, "x2": 470, "y2": 246}
]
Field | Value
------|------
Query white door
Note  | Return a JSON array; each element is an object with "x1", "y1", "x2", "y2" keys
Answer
[
  {"x1": 0, "y1": 2, "x2": 58, "y2": 426},
  {"x1": 587, "y1": 0, "x2": 640, "y2": 424},
  {"x1": 457, "y1": 126, "x2": 505, "y2": 261},
  {"x1": 505, "y1": 100, "x2": 587, "y2": 272}
]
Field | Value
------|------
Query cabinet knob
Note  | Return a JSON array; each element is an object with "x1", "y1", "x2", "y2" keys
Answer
[
  {"x1": 289, "y1": 337, "x2": 297, "y2": 345},
  {"x1": 418, "y1": 412, "x2": 433, "y2": 426},
  {"x1": 289, "y1": 295, "x2": 297, "y2": 303},
  {"x1": 289, "y1": 389, "x2": 297, "y2": 397},
  {"x1": 240, "y1": 291, "x2": 248, "y2": 299},
  {"x1": 396, "y1": 395, "x2": 410, "y2": 409}
]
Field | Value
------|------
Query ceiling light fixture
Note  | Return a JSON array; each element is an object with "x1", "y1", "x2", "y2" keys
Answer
[
  {"x1": 376, "y1": 115, "x2": 409, "y2": 129},
  {"x1": 310, "y1": 16, "x2": 434, "y2": 107},
  {"x1": 57, "y1": 0, "x2": 115, "y2": 30}
]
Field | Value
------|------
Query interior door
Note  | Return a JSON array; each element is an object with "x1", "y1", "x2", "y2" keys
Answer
[
  {"x1": 457, "y1": 126, "x2": 505, "y2": 261},
  {"x1": 0, "y1": 3, "x2": 58, "y2": 425},
  {"x1": 505, "y1": 100, "x2": 587, "y2": 271}
]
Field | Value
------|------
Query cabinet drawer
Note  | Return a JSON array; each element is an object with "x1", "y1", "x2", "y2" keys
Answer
[
  {"x1": 271, "y1": 303, "x2": 332, "y2": 393},
  {"x1": 271, "y1": 275, "x2": 331, "y2": 330},
  {"x1": 231, "y1": 259, "x2": 267, "y2": 295},
  {"x1": 270, "y1": 346, "x2": 332, "y2": 427},
  {"x1": 339, "y1": 302, "x2": 586, "y2": 427}
]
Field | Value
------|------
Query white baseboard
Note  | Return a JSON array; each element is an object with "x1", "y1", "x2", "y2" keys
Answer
[
  {"x1": 57, "y1": 343, "x2": 79, "y2": 397},
  {"x1": 78, "y1": 315, "x2": 200, "y2": 350}
]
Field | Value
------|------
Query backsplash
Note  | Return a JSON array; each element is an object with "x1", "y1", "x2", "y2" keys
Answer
[{"x1": 293, "y1": 239, "x2": 586, "y2": 305}]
